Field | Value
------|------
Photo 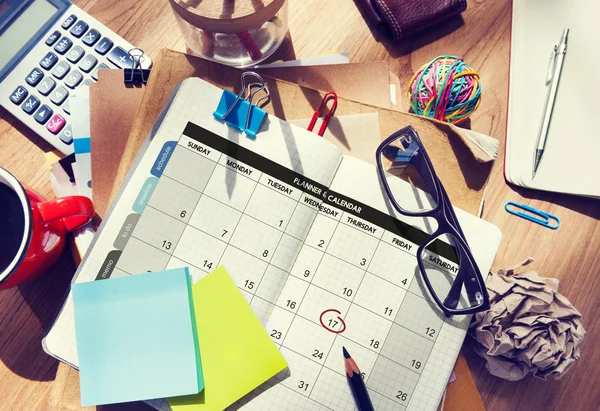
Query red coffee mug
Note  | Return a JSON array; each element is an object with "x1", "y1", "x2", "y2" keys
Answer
[{"x1": 0, "y1": 167, "x2": 94, "y2": 290}]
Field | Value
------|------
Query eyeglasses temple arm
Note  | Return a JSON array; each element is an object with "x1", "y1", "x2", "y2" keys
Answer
[{"x1": 437, "y1": 180, "x2": 489, "y2": 308}]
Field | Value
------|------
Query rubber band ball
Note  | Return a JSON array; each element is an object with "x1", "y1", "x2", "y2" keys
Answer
[{"x1": 408, "y1": 56, "x2": 482, "y2": 125}]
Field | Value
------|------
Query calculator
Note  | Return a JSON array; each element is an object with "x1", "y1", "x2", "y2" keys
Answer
[{"x1": 0, "y1": 0, "x2": 151, "y2": 155}]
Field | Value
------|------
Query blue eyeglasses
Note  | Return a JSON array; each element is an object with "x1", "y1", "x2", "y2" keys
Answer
[{"x1": 376, "y1": 126, "x2": 490, "y2": 316}]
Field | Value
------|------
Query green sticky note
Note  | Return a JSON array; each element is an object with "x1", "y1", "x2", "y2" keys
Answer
[
  {"x1": 168, "y1": 266, "x2": 288, "y2": 411},
  {"x1": 72, "y1": 268, "x2": 203, "y2": 406}
]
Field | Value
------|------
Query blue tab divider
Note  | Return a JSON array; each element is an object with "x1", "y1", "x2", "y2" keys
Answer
[
  {"x1": 133, "y1": 177, "x2": 158, "y2": 213},
  {"x1": 74, "y1": 137, "x2": 91, "y2": 154},
  {"x1": 151, "y1": 141, "x2": 177, "y2": 177}
]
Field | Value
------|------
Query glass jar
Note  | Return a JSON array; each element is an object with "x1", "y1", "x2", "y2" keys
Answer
[{"x1": 168, "y1": 0, "x2": 288, "y2": 68}]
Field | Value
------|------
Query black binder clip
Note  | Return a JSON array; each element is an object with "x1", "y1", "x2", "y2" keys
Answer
[
  {"x1": 213, "y1": 72, "x2": 269, "y2": 139},
  {"x1": 124, "y1": 48, "x2": 151, "y2": 85}
]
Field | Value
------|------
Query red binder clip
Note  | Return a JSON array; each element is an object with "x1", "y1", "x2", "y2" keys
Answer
[{"x1": 307, "y1": 92, "x2": 338, "y2": 137}]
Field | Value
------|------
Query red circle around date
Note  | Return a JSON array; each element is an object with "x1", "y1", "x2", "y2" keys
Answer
[{"x1": 319, "y1": 309, "x2": 346, "y2": 334}]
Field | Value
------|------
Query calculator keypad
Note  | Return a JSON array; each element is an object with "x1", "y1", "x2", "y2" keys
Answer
[
  {"x1": 37, "y1": 77, "x2": 56, "y2": 96},
  {"x1": 82, "y1": 29, "x2": 100, "y2": 46},
  {"x1": 49, "y1": 86, "x2": 69, "y2": 106},
  {"x1": 79, "y1": 54, "x2": 97, "y2": 73},
  {"x1": 59, "y1": 124, "x2": 73, "y2": 144},
  {"x1": 94, "y1": 38, "x2": 113, "y2": 55},
  {"x1": 66, "y1": 45, "x2": 85, "y2": 63},
  {"x1": 45, "y1": 31, "x2": 61, "y2": 46},
  {"x1": 22, "y1": 95, "x2": 40, "y2": 114},
  {"x1": 34, "y1": 105, "x2": 53, "y2": 124},
  {"x1": 62, "y1": 99, "x2": 71, "y2": 114},
  {"x1": 61, "y1": 15, "x2": 77, "y2": 29},
  {"x1": 3, "y1": 7, "x2": 150, "y2": 152},
  {"x1": 64, "y1": 70, "x2": 83, "y2": 89},
  {"x1": 70, "y1": 21, "x2": 88, "y2": 38},
  {"x1": 46, "y1": 114, "x2": 66, "y2": 134},
  {"x1": 54, "y1": 37, "x2": 72, "y2": 54},
  {"x1": 107, "y1": 46, "x2": 133, "y2": 68},
  {"x1": 10, "y1": 86, "x2": 28, "y2": 104},
  {"x1": 25, "y1": 68, "x2": 44, "y2": 86},
  {"x1": 92, "y1": 63, "x2": 109, "y2": 81},
  {"x1": 51, "y1": 61, "x2": 70, "y2": 79},
  {"x1": 40, "y1": 52, "x2": 58, "y2": 70}
]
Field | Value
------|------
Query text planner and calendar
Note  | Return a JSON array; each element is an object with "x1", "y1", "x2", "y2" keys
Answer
[{"x1": 44, "y1": 78, "x2": 501, "y2": 411}]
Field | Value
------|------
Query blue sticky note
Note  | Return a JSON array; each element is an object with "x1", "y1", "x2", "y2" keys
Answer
[{"x1": 72, "y1": 268, "x2": 203, "y2": 406}]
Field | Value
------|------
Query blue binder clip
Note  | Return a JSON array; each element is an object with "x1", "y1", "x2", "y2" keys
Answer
[
  {"x1": 213, "y1": 72, "x2": 270, "y2": 139},
  {"x1": 505, "y1": 201, "x2": 560, "y2": 229}
]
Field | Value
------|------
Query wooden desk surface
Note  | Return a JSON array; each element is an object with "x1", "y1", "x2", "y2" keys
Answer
[{"x1": 1, "y1": 1, "x2": 598, "y2": 410}]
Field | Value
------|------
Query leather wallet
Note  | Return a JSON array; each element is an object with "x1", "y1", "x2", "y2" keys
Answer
[{"x1": 357, "y1": 0, "x2": 467, "y2": 42}]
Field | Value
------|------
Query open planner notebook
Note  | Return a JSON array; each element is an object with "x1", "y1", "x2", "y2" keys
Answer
[{"x1": 44, "y1": 78, "x2": 501, "y2": 411}]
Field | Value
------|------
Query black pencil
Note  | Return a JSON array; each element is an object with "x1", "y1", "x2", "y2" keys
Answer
[{"x1": 343, "y1": 347, "x2": 375, "y2": 411}]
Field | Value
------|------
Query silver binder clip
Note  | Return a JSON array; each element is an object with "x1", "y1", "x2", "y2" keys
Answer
[{"x1": 124, "y1": 48, "x2": 151, "y2": 84}]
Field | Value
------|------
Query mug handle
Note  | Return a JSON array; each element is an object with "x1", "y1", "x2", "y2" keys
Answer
[{"x1": 38, "y1": 196, "x2": 95, "y2": 232}]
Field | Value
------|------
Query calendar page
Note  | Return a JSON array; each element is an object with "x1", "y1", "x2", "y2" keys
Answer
[
  {"x1": 44, "y1": 78, "x2": 501, "y2": 411},
  {"x1": 223, "y1": 157, "x2": 500, "y2": 411},
  {"x1": 44, "y1": 77, "x2": 343, "y2": 369}
]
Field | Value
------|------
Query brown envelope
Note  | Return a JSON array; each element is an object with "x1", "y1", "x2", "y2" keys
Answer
[
  {"x1": 89, "y1": 75, "x2": 146, "y2": 220},
  {"x1": 256, "y1": 61, "x2": 401, "y2": 109},
  {"x1": 89, "y1": 60, "x2": 400, "y2": 218},
  {"x1": 108, "y1": 49, "x2": 493, "y2": 215}
]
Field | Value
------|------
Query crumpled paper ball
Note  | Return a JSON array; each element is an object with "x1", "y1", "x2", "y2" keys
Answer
[{"x1": 469, "y1": 258, "x2": 585, "y2": 381}]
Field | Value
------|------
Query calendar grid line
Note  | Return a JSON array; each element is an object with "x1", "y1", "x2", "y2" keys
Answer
[
  {"x1": 399, "y1": 309, "x2": 448, "y2": 410},
  {"x1": 97, "y1": 246, "x2": 428, "y2": 382},
  {"x1": 303, "y1": 219, "x2": 342, "y2": 398},
  {"x1": 163, "y1": 171, "x2": 330, "y2": 244},
  {"x1": 270, "y1": 245, "x2": 328, "y2": 345},
  {"x1": 278, "y1": 344, "x2": 408, "y2": 405},
  {"x1": 127, "y1": 205, "x2": 442, "y2": 357},
  {"x1": 209, "y1": 163, "x2": 268, "y2": 303},
  {"x1": 163, "y1": 160, "x2": 309, "y2": 207},
  {"x1": 160, "y1": 134, "x2": 225, "y2": 275},
  {"x1": 356, "y1": 240, "x2": 382, "y2": 292},
  {"x1": 311, "y1": 334, "x2": 337, "y2": 398},
  {"x1": 136, "y1": 126, "x2": 458, "y2": 409},
  {"x1": 127, "y1": 234, "x2": 182, "y2": 260},
  {"x1": 276, "y1": 383, "x2": 336, "y2": 411},
  {"x1": 274, "y1": 191, "x2": 334, "y2": 349},
  {"x1": 250, "y1": 195, "x2": 302, "y2": 304},
  {"x1": 249, "y1": 292, "x2": 431, "y2": 373}
]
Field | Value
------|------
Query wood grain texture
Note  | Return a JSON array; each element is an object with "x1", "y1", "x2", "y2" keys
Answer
[{"x1": 0, "y1": 0, "x2": 598, "y2": 410}]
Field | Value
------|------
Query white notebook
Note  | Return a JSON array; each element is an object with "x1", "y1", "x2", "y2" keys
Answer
[
  {"x1": 507, "y1": 0, "x2": 600, "y2": 197},
  {"x1": 44, "y1": 77, "x2": 501, "y2": 411}
]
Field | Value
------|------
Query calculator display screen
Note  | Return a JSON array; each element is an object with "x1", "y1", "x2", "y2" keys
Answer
[{"x1": 0, "y1": 0, "x2": 58, "y2": 72}]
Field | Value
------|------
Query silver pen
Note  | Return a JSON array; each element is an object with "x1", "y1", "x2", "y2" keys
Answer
[{"x1": 532, "y1": 28, "x2": 569, "y2": 178}]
